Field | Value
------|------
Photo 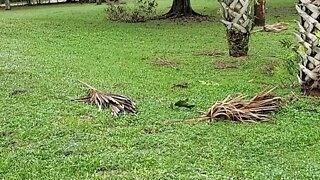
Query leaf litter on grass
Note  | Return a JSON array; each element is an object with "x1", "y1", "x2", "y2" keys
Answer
[
  {"x1": 252, "y1": 22, "x2": 289, "y2": 33},
  {"x1": 71, "y1": 81, "x2": 136, "y2": 117},
  {"x1": 194, "y1": 49, "x2": 225, "y2": 57},
  {"x1": 152, "y1": 57, "x2": 179, "y2": 69},
  {"x1": 172, "y1": 82, "x2": 188, "y2": 88},
  {"x1": 166, "y1": 88, "x2": 282, "y2": 124}
]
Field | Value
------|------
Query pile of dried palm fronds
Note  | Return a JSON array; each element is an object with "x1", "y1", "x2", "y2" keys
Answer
[
  {"x1": 253, "y1": 22, "x2": 289, "y2": 33},
  {"x1": 71, "y1": 81, "x2": 136, "y2": 116},
  {"x1": 167, "y1": 89, "x2": 282, "y2": 124}
]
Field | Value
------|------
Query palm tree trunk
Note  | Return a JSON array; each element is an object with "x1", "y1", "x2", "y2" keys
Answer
[
  {"x1": 219, "y1": 0, "x2": 252, "y2": 57},
  {"x1": 296, "y1": 0, "x2": 320, "y2": 96},
  {"x1": 5, "y1": 0, "x2": 11, "y2": 10},
  {"x1": 254, "y1": 0, "x2": 266, "y2": 26}
]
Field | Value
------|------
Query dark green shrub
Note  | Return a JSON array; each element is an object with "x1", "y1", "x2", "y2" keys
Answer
[{"x1": 106, "y1": 0, "x2": 157, "y2": 23}]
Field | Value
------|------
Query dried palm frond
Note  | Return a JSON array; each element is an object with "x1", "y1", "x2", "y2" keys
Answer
[
  {"x1": 264, "y1": 22, "x2": 288, "y2": 33},
  {"x1": 71, "y1": 81, "x2": 136, "y2": 116},
  {"x1": 252, "y1": 22, "x2": 289, "y2": 33},
  {"x1": 166, "y1": 89, "x2": 282, "y2": 124}
]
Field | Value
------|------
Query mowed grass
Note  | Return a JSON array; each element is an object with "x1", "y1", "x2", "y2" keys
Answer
[{"x1": 1, "y1": 0, "x2": 320, "y2": 179}]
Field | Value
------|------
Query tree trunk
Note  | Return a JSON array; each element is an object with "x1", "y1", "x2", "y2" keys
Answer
[
  {"x1": 227, "y1": 30, "x2": 249, "y2": 57},
  {"x1": 168, "y1": 0, "x2": 192, "y2": 15},
  {"x1": 5, "y1": 0, "x2": 10, "y2": 10},
  {"x1": 296, "y1": 0, "x2": 320, "y2": 96},
  {"x1": 254, "y1": 0, "x2": 266, "y2": 26},
  {"x1": 96, "y1": 0, "x2": 101, "y2": 5},
  {"x1": 220, "y1": 0, "x2": 252, "y2": 57},
  {"x1": 161, "y1": 0, "x2": 201, "y2": 18}
]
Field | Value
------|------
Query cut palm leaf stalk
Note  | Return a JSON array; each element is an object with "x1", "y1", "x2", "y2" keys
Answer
[
  {"x1": 166, "y1": 89, "x2": 282, "y2": 124},
  {"x1": 72, "y1": 81, "x2": 136, "y2": 116}
]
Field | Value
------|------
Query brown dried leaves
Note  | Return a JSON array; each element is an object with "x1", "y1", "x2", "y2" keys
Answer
[
  {"x1": 72, "y1": 81, "x2": 136, "y2": 116},
  {"x1": 167, "y1": 89, "x2": 282, "y2": 124},
  {"x1": 202, "y1": 89, "x2": 282, "y2": 123}
]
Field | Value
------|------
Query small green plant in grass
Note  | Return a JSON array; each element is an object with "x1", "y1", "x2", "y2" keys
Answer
[
  {"x1": 106, "y1": 0, "x2": 158, "y2": 22},
  {"x1": 278, "y1": 38, "x2": 300, "y2": 87}
]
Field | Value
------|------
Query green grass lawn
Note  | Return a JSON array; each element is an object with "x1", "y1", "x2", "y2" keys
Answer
[{"x1": 1, "y1": 0, "x2": 320, "y2": 179}]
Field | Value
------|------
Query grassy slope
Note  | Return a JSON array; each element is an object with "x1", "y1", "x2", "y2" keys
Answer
[{"x1": 1, "y1": 0, "x2": 320, "y2": 179}]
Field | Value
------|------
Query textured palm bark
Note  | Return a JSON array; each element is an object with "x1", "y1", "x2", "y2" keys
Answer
[
  {"x1": 302, "y1": 83, "x2": 320, "y2": 96},
  {"x1": 227, "y1": 30, "x2": 249, "y2": 57},
  {"x1": 5, "y1": 0, "x2": 10, "y2": 10},
  {"x1": 220, "y1": 0, "x2": 252, "y2": 57},
  {"x1": 254, "y1": 0, "x2": 266, "y2": 26},
  {"x1": 296, "y1": 0, "x2": 320, "y2": 96}
]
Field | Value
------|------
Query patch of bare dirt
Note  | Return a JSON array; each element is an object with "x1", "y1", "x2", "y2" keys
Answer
[
  {"x1": 153, "y1": 13, "x2": 215, "y2": 22},
  {"x1": 152, "y1": 58, "x2": 179, "y2": 68},
  {"x1": 213, "y1": 60, "x2": 239, "y2": 69},
  {"x1": 262, "y1": 61, "x2": 276, "y2": 76},
  {"x1": 194, "y1": 49, "x2": 224, "y2": 57}
]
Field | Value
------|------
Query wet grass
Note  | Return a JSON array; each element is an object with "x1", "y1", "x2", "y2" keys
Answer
[{"x1": 1, "y1": 0, "x2": 320, "y2": 179}]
